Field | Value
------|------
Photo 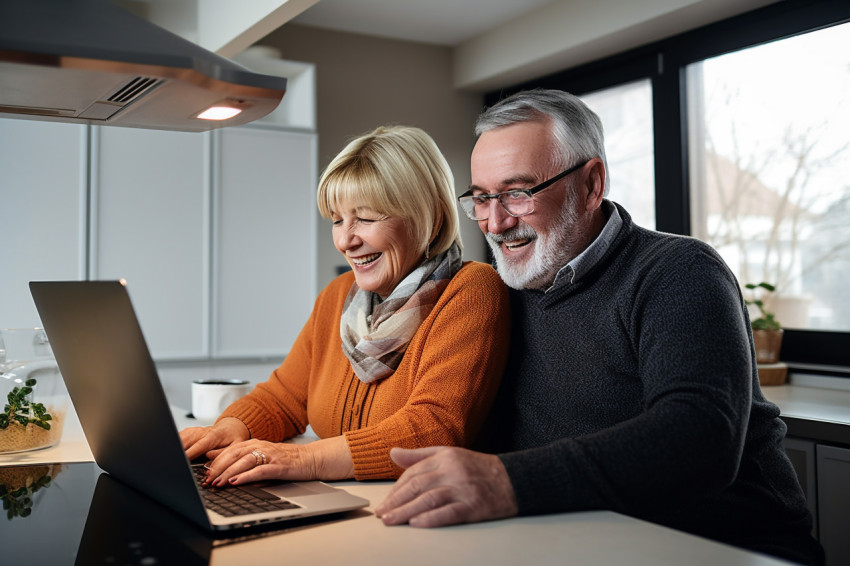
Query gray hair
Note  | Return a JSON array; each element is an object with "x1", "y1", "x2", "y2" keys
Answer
[{"x1": 474, "y1": 89, "x2": 610, "y2": 195}]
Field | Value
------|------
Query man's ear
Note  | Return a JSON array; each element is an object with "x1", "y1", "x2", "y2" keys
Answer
[{"x1": 583, "y1": 158, "x2": 606, "y2": 211}]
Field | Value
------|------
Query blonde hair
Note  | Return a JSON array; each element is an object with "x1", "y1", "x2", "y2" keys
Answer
[{"x1": 317, "y1": 125, "x2": 461, "y2": 257}]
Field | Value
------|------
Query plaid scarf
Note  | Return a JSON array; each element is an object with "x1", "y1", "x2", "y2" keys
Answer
[{"x1": 340, "y1": 243, "x2": 462, "y2": 383}]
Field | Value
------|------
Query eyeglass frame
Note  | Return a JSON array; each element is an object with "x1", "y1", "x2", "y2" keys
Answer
[{"x1": 457, "y1": 159, "x2": 590, "y2": 221}]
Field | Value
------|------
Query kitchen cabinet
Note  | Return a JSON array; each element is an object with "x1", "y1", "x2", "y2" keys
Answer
[
  {"x1": 783, "y1": 437, "x2": 818, "y2": 537},
  {"x1": 212, "y1": 127, "x2": 317, "y2": 357},
  {"x1": 0, "y1": 119, "x2": 87, "y2": 328},
  {"x1": 816, "y1": 444, "x2": 850, "y2": 566},
  {"x1": 2, "y1": 118, "x2": 317, "y2": 363},
  {"x1": 92, "y1": 126, "x2": 210, "y2": 359},
  {"x1": 784, "y1": 435, "x2": 850, "y2": 566},
  {"x1": 92, "y1": 125, "x2": 317, "y2": 360},
  {"x1": 771, "y1": 385, "x2": 850, "y2": 566}
]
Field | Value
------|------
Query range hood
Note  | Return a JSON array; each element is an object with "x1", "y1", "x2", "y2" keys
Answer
[{"x1": 0, "y1": 0, "x2": 287, "y2": 132}]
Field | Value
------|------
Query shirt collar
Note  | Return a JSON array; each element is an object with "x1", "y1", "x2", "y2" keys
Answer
[{"x1": 547, "y1": 199, "x2": 622, "y2": 292}]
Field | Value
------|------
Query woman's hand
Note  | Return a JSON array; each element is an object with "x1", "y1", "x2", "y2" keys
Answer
[
  {"x1": 202, "y1": 435, "x2": 355, "y2": 486},
  {"x1": 180, "y1": 417, "x2": 251, "y2": 462}
]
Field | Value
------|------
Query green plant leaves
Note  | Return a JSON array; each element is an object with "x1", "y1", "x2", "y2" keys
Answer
[
  {"x1": 0, "y1": 377, "x2": 52, "y2": 431},
  {"x1": 744, "y1": 281, "x2": 782, "y2": 331}
]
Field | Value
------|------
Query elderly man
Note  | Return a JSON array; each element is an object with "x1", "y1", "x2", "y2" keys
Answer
[{"x1": 375, "y1": 89, "x2": 823, "y2": 565}]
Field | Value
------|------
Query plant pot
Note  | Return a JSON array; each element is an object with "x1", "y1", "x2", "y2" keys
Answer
[
  {"x1": 757, "y1": 362, "x2": 788, "y2": 386},
  {"x1": 752, "y1": 328, "x2": 784, "y2": 364}
]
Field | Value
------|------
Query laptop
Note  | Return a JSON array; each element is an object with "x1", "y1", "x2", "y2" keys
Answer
[{"x1": 29, "y1": 280, "x2": 369, "y2": 532}]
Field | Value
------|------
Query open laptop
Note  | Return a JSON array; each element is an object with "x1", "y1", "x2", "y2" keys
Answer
[{"x1": 29, "y1": 280, "x2": 369, "y2": 532}]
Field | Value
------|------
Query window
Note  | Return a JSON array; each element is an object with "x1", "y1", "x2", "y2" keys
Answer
[
  {"x1": 581, "y1": 80, "x2": 656, "y2": 229},
  {"x1": 489, "y1": 0, "x2": 850, "y2": 369},
  {"x1": 687, "y1": 23, "x2": 850, "y2": 331}
]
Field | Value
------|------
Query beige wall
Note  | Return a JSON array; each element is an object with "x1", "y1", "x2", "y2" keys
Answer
[{"x1": 260, "y1": 24, "x2": 488, "y2": 292}]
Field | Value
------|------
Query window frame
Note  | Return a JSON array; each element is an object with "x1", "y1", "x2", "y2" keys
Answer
[{"x1": 487, "y1": 0, "x2": 850, "y2": 370}]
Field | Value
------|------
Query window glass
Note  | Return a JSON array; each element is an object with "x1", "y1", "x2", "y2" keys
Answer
[
  {"x1": 581, "y1": 79, "x2": 656, "y2": 229},
  {"x1": 687, "y1": 23, "x2": 850, "y2": 331}
]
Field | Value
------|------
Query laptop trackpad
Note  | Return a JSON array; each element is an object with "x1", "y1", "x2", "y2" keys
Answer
[{"x1": 262, "y1": 481, "x2": 338, "y2": 498}]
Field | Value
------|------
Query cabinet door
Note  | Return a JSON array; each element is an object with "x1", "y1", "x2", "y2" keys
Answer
[
  {"x1": 0, "y1": 119, "x2": 87, "y2": 328},
  {"x1": 92, "y1": 126, "x2": 209, "y2": 359},
  {"x1": 817, "y1": 444, "x2": 850, "y2": 566},
  {"x1": 784, "y1": 436, "x2": 818, "y2": 538},
  {"x1": 213, "y1": 127, "x2": 317, "y2": 357}
]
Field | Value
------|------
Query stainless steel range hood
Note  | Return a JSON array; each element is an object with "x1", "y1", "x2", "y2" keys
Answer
[{"x1": 0, "y1": 0, "x2": 287, "y2": 132}]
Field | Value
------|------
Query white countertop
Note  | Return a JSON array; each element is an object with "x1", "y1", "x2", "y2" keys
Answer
[
  {"x1": 14, "y1": 384, "x2": 844, "y2": 469},
  {"x1": 0, "y1": 404, "x2": 792, "y2": 565},
  {"x1": 762, "y1": 384, "x2": 850, "y2": 426}
]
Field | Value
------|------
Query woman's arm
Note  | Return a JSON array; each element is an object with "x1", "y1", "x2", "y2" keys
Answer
[
  {"x1": 215, "y1": 275, "x2": 355, "y2": 441},
  {"x1": 344, "y1": 263, "x2": 511, "y2": 479},
  {"x1": 199, "y1": 265, "x2": 509, "y2": 483}
]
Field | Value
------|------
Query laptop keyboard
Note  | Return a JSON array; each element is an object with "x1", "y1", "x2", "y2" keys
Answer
[{"x1": 192, "y1": 464, "x2": 300, "y2": 517}]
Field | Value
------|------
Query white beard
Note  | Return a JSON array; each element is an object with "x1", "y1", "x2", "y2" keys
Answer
[{"x1": 486, "y1": 191, "x2": 583, "y2": 290}]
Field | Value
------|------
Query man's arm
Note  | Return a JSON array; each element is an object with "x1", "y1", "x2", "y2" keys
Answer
[{"x1": 378, "y1": 242, "x2": 756, "y2": 526}]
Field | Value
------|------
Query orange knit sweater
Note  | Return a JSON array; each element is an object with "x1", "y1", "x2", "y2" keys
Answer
[{"x1": 220, "y1": 261, "x2": 510, "y2": 479}]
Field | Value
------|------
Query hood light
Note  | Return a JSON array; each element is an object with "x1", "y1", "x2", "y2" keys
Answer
[
  {"x1": 197, "y1": 106, "x2": 243, "y2": 121},
  {"x1": 195, "y1": 98, "x2": 252, "y2": 121}
]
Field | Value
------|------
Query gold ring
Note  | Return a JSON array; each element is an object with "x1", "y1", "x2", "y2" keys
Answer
[{"x1": 251, "y1": 449, "x2": 267, "y2": 466}]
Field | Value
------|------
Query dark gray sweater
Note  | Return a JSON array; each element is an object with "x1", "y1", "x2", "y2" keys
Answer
[{"x1": 478, "y1": 204, "x2": 823, "y2": 565}]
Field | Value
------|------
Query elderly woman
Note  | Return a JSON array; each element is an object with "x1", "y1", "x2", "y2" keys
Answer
[{"x1": 181, "y1": 125, "x2": 510, "y2": 485}]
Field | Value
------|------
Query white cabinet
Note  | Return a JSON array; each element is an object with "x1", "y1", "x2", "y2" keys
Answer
[
  {"x1": 212, "y1": 127, "x2": 317, "y2": 358},
  {"x1": 2, "y1": 118, "x2": 317, "y2": 363},
  {"x1": 0, "y1": 119, "x2": 87, "y2": 328},
  {"x1": 92, "y1": 126, "x2": 210, "y2": 359}
]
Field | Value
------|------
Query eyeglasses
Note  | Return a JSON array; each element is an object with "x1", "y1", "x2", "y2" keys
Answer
[{"x1": 457, "y1": 160, "x2": 588, "y2": 221}]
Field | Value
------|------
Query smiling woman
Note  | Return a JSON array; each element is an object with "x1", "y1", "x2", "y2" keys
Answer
[
  {"x1": 330, "y1": 211, "x2": 419, "y2": 298},
  {"x1": 180, "y1": 125, "x2": 511, "y2": 485}
]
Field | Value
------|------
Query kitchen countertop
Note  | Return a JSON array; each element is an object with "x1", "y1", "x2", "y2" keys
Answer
[
  {"x1": 0, "y1": 406, "x2": 792, "y2": 565},
  {"x1": 761, "y1": 384, "x2": 850, "y2": 445},
  {"x1": 4, "y1": 383, "x2": 847, "y2": 468}
]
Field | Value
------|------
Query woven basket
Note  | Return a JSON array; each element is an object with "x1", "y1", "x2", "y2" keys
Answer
[
  {"x1": 753, "y1": 329, "x2": 784, "y2": 364},
  {"x1": 757, "y1": 362, "x2": 788, "y2": 386}
]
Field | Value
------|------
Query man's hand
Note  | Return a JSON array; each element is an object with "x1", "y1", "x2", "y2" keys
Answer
[{"x1": 375, "y1": 446, "x2": 518, "y2": 528}]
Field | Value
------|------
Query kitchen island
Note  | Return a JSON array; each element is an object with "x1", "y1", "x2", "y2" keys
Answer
[{"x1": 0, "y1": 406, "x2": 793, "y2": 565}]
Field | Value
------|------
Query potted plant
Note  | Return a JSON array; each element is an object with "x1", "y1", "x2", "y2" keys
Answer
[
  {"x1": 0, "y1": 328, "x2": 67, "y2": 453},
  {"x1": 745, "y1": 282, "x2": 786, "y2": 385}
]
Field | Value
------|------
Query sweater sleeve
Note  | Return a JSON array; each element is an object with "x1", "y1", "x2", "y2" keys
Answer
[
  {"x1": 344, "y1": 263, "x2": 511, "y2": 479},
  {"x1": 217, "y1": 276, "x2": 350, "y2": 440},
  {"x1": 501, "y1": 242, "x2": 756, "y2": 516}
]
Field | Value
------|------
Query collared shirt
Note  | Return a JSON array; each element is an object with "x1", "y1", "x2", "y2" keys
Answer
[{"x1": 547, "y1": 199, "x2": 623, "y2": 292}]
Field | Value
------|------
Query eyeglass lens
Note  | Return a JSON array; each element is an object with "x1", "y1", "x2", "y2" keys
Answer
[{"x1": 462, "y1": 192, "x2": 533, "y2": 220}]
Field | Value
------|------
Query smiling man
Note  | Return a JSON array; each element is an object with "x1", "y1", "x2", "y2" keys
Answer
[
  {"x1": 375, "y1": 89, "x2": 824, "y2": 566},
  {"x1": 468, "y1": 117, "x2": 603, "y2": 290}
]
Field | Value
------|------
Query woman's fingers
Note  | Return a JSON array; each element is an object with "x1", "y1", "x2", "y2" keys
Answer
[
  {"x1": 203, "y1": 437, "x2": 352, "y2": 486},
  {"x1": 204, "y1": 442, "x2": 304, "y2": 486},
  {"x1": 181, "y1": 418, "x2": 251, "y2": 464},
  {"x1": 180, "y1": 426, "x2": 220, "y2": 461},
  {"x1": 205, "y1": 445, "x2": 257, "y2": 486}
]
